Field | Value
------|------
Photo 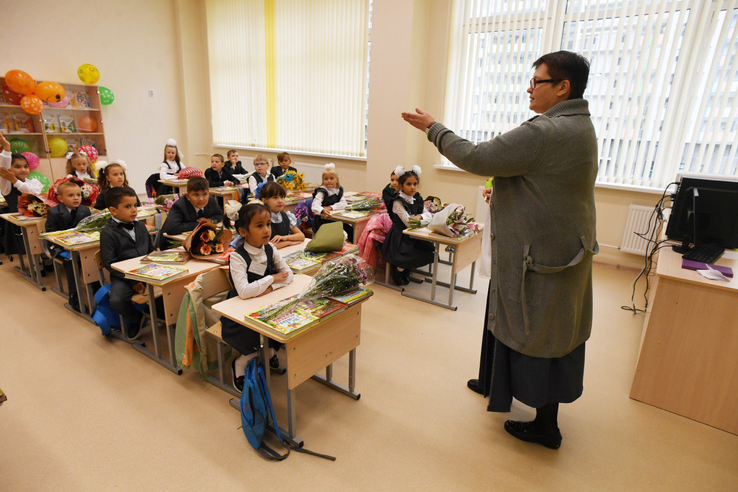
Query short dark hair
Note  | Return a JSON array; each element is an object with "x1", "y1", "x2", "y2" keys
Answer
[
  {"x1": 187, "y1": 176, "x2": 209, "y2": 194},
  {"x1": 106, "y1": 186, "x2": 137, "y2": 208},
  {"x1": 227, "y1": 202, "x2": 270, "y2": 230},
  {"x1": 532, "y1": 51, "x2": 590, "y2": 100},
  {"x1": 227, "y1": 149, "x2": 237, "y2": 157},
  {"x1": 259, "y1": 181, "x2": 287, "y2": 200},
  {"x1": 277, "y1": 152, "x2": 291, "y2": 163},
  {"x1": 211, "y1": 153, "x2": 224, "y2": 163},
  {"x1": 11, "y1": 153, "x2": 28, "y2": 167},
  {"x1": 398, "y1": 170, "x2": 419, "y2": 187}
]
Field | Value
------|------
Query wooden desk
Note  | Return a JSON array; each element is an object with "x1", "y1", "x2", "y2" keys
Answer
[
  {"x1": 44, "y1": 234, "x2": 102, "y2": 320},
  {"x1": 112, "y1": 255, "x2": 222, "y2": 374},
  {"x1": 630, "y1": 247, "x2": 738, "y2": 435},
  {"x1": 210, "y1": 186, "x2": 240, "y2": 203},
  {"x1": 213, "y1": 274, "x2": 368, "y2": 441},
  {"x1": 1, "y1": 213, "x2": 46, "y2": 291},
  {"x1": 327, "y1": 209, "x2": 384, "y2": 244},
  {"x1": 399, "y1": 227, "x2": 483, "y2": 311},
  {"x1": 159, "y1": 178, "x2": 189, "y2": 195}
]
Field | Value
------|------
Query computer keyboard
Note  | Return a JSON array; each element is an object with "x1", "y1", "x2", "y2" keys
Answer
[{"x1": 682, "y1": 243, "x2": 725, "y2": 264}]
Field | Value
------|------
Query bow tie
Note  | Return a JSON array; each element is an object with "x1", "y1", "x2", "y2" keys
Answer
[{"x1": 117, "y1": 221, "x2": 136, "y2": 231}]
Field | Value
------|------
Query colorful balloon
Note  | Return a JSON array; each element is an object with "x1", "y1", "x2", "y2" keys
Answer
[
  {"x1": 9, "y1": 138, "x2": 31, "y2": 154},
  {"x1": 78, "y1": 144, "x2": 98, "y2": 164},
  {"x1": 77, "y1": 64, "x2": 100, "y2": 85},
  {"x1": 77, "y1": 115, "x2": 98, "y2": 133},
  {"x1": 47, "y1": 94, "x2": 70, "y2": 108},
  {"x1": 34, "y1": 81, "x2": 66, "y2": 103},
  {"x1": 48, "y1": 137, "x2": 68, "y2": 158},
  {"x1": 20, "y1": 94, "x2": 44, "y2": 114},
  {"x1": 28, "y1": 171, "x2": 51, "y2": 193},
  {"x1": 21, "y1": 152, "x2": 40, "y2": 171},
  {"x1": 99, "y1": 86, "x2": 115, "y2": 105},
  {"x1": 5, "y1": 70, "x2": 36, "y2": 95},
  {"x1": 1, "y1": 84, "x2": 23, "y2": 105}
]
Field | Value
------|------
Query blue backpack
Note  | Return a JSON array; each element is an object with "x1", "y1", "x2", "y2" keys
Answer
[{"x1": 240, "y1": 357, "x2": 335, "y2": 461}]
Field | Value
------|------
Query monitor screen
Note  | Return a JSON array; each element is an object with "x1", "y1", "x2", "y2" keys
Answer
[{"x1": 666, "y1": 176, "x2": 738, "y2": 249}]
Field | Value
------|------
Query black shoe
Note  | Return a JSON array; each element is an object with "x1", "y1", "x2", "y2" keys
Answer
[
  {"x1": 269, "y1": 355, "x2": 280, "y2": 369},
  {"x1": 467, "y1": 379, "x2": 484, "y2": 395},
  {"x1": 231, "y1": 358, "x2": 244, "y2": 392},
  {"x1": 401, "y1": 269, "x2": 412, "y2": 285},
  {"x1": 504, "y1": 420, "x2": 562, "y2": 449},
  {"x1": 391, "y1": 268, "x2": 405, "y2": 286},
  {"x1": 69, "y1": 294, "x2": 80, "y2": 313},
  {"x1": 126, "y1": 319, "x2": 142, "y2": 340}
]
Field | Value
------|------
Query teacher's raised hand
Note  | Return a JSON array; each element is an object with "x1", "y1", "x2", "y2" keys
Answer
[{"x1": 401, "y1": 108, "x2": 436, "y2": 132}]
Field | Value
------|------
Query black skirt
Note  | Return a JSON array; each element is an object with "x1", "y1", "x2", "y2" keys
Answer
[
  {"x1": 1, "y1": 222, "x2": 25, "y2": 256},
  {"x1": 478, "y1": 281, "x2": 586, "y2": 411},
  {"x1": 381, "y1": 225, "x2": 434, "y2": 270}
]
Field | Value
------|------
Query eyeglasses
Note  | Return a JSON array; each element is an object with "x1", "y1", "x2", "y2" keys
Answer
[
  {"x1": 254, "y1": 162, "x2": 268, "y2": 167},
  {"x1": 529, "y1": 78, "x2": 561, "y2": 90}
]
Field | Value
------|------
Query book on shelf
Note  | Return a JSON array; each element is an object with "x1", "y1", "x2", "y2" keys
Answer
[
  {"x1": 246, "y1": 307, "x2": 319, "y2": 337},
  {"x1": 328, "y1": 287, "x2": 373, "y2": 306},
  {"x1": 140, "y1": 250, "x2": 191, "y2": 264},
  {"x1": 126, "y1": 263, "x2": 189, "y2": 283}
]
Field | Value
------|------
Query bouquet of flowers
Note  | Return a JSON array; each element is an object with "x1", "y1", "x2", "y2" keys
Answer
[
  {"x1": 407, "y1": 217, "x2": 428, "y2": 229},
  {"x1": 276, "y1": 170, "x2": 306, "y2": 191},
  {"x1": 47, "y1": 176, "x2": 99, "y2": 208},
  {"x1": 294, "y1": 198, "x2": 314, "y2": 232},
  {"x1": 428, "y1": 204, "x2": 481, "y2": 238},
  {"x1": 424, "y1": 196, "x2": 443, "y2": 214},
  {"x1": 17, "y1": 194, "x2": 53, "y2": 217},
  {"x1": 183, "y1": 222, "x2": 233, "y2": 262},
  {"x1": 74, "y1": 210, "x2": 112, "y2": 232},
  {"x1": 257, "y1": 254, "x2": 374, "y2": 322},
  {"x1": 346, "y1": 197, "x2": 383, "y2": 211},
  {"x1": 153, "y1": 193, "x2": 179, "y2": 211}
]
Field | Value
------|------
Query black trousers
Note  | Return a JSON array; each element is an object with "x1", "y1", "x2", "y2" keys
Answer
[
  {"x1": 110, "y1": 278, "x2": 142, "y2": 325},
  {"x1": 63, "y1": 260, "x2": 79, "y2": 306}
]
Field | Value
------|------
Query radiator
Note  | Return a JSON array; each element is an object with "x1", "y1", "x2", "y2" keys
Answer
[{"x1": 620, "y1": 204, "x2": 657, "y2": 255}]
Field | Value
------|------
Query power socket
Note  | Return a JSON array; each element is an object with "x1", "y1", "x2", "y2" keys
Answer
[{"x1": 148, "y1": 89, "x2": 154, "y2": 97}]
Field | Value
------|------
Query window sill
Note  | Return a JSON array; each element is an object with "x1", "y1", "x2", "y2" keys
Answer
[{"x1": 212, "y1": 144, "x2": 367, "y2": 163}]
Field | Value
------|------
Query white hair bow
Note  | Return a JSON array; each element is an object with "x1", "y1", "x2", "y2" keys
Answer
[
  {"x1": 394, "y1": 165, "x2": 422, "y2": 177},
  {"x1": 166, "y1": 138, "x2": 178, "y2": 147},
  {"x1": 116, "y1": 160, "x2": 128, "y2": 170},
  {"x1": 324, "y1": 163, "x2": 336, "y2": 172},
  {"x1": 65, "y1": 151, "x2": 75, "y2": 160},
  {"x1": 94, "y1": 160, "x2": 109, "y2": 172},
  {"x1": 225, "y1": 200, "x2": 242, "y2": 222},
  {"x1": 412, "y1": 165, "x2": 422, "y2": 176}
]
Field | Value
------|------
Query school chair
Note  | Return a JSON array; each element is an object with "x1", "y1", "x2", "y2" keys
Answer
[{"x1": 41, "y1": 239, "x2": 69, "y2": 300}]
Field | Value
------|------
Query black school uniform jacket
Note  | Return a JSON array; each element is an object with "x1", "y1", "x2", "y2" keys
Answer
[
  {"x1": 225, "y1": 160, "x2": 247, "y2": 174},
  {"x1": 159, "y1": 195, "x2": 224, "y2": 249},
  {"x1": 94, "y1": 188, "x2": 142, "y2": 211},
  {"x1": 45, "y1": 204, "x2": 92, "y2": 233},
  {"x1": 100, "y1": 219, "x2": 155, "y2": 281},
  {"x1": 270, "y1": 166, "x2": 297, "y2": 179},
  {"x1": 204, "y1": 167, "x2": 241, "y2": 187}
]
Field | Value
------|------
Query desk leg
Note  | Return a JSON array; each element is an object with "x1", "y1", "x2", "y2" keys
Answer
[
  {"x1": 287, "y1": 385, "x2": 297, "y2": 439},
  {"x1": 311, "y1": 356, "x2": 361, "y2": 400},
  {"x1": 131, "y1": 285, "x2": 182, "y2": 375},
  {"x1": 228, "y1": 396, "x2": 303, "y2": 448},
  {"x1": 448, "y1": 273, "x2": 457, "y2": 307},
  {"x1": 349, "y1": 349, "x2": 357, "y2": 393},
  {"x1": 469, "y1": 261, "x2": 476, "y2": 290},
  {"x1": 20, "y1": 231, "x2": 45, "y2": 291},
  {"x1": 325, "y1": 364, "x2": 333, "y2": 382},
  {"x1": 431, "y1": 244, "x2": 439, "y2": 300},
  {"x1": 205, "y1": 340, "x2": 240, "y2": 397},
  {"x1": 70, "y1": 251, "x2": 88, "y2": 316},
  {"x1": 51, "y1": 259, "x2": 67, "y2": 298}
]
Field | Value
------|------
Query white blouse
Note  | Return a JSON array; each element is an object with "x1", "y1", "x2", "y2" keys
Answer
[
  {"x1": 311, "y1": 187, "x2": 347, "y2": 214},
  {"x1": 75, "y1": 170, "x2": 92, "y2": 180},
  {"x1": 271, "y1": 211, "x2": 298, "y2": 229},
  {"x1": 229, "y1": 242, "x2": 293, "y2": 299},
  {"x1": 392, "y1": 191, "x2": 431, "y2": 226},
  {"x1": 247, "y1": 172, "x2": 274, "y2": 194},
  {"x1": 0, "y1": 150, "x2": 44, "y2": 196},
  {"x1": 160, "y1": 160, "x2": 184, "y2": 180}
]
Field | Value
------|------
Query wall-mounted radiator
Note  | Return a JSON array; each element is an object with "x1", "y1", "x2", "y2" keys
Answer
[{"x1": 620, "y1": 204, "x2": 657, "y2": 255}]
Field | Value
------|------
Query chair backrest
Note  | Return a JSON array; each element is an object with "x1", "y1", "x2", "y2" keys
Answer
[
  {"x1": 93, "y1": 250, "x2": 108, "y2": 285},
  {"x1": 199, "y1": 267, "x2": 232, "y2": 300}
]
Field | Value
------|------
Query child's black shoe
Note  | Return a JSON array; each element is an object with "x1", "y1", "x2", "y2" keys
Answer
[
  {"x1": 231, "y1": 358, "x2": 244, "y2": 392},
  {"x1": 269, "y1": 354, "x2": 280, "y2": 369}
]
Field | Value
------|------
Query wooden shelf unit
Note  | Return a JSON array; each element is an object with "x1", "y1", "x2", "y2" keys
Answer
[{"x1": 0, "y1": 78, "x2": 108, "y2": 181}]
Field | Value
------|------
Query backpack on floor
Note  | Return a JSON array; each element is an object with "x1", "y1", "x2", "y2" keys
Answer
[{"x1": 239, "y1": 357, "x2": 336, "y2": 462}]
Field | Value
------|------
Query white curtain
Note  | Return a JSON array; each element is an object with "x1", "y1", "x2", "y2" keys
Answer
[
  {"x1": 206, "y1": 0, "x2": 370, "y2": 157},
  {"x1": 444, "y1": 0, "x2": 738, "y2": 191}
]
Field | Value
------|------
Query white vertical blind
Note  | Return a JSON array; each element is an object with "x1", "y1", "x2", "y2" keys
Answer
[
  {"x1": 206, "y1": 0, "x2": 370, "y2": 157},
  {"x1": 444, "y1": 0, "x2": 738, "y2": 191}
]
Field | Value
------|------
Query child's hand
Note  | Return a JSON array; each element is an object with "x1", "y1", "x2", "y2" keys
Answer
[
  {"x1": 197, "y1": 217, "x2": 212, "y2": 224},
  {"x1": 224, "y1": 180, "x2": 233, "y2": 187},
  {"x1": 0, "y1": 168, "x2": 17, "y2": 183},
  {"x1": 0, "y1": 131, "x2": 9, "y2": 152},
  {"x1": 132, "y1": 282, "x2": 146, "y2": 295},
  {"x1": 258, "y1": 286, "x2": 274, "y2": 296},
  {"x1": 411, "y1": 214, "x2": 422, "y2": 221},
  {"x1": 270, "y1": 235, "x2": 285, "y2": 243},
  {"x1": 271, "y1": 271, "x2": 289, "y2": 283}
]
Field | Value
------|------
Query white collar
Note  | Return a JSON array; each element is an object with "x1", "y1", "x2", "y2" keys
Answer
[
  {"x1": 323, "y1": 186, "x2": 340, "y2": 196},
  {"x1": 244, "y1": 242, "x2": 266, "y2": 256},
  {"x1": 270, "y1": 211, "x2": 283, "y2": 222},
  {"x1": 399, "y1": 191, "x2": 415, "y2": 204}
]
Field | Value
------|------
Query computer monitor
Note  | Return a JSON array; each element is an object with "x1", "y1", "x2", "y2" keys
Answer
[{"x1": 666, "y1": 175, "x2": 738, "y2": 250}]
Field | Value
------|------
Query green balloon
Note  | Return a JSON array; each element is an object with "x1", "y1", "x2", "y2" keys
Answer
[
  {"x1": 9, "y1": 138, "x2": 31, "y2": 154},
  {"x1": 28, "y1": 171, "x2": 51, "y2": 193},
  {"x1": 99, "y1": 86, "x2": 115, "y2": 105}
]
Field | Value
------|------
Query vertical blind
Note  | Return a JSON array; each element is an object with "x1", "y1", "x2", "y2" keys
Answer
[
  {"x1": 444, "y1": 0, "x2": 738, "y2": 191},
  {"x1": 206, "y1": 0, "x2": 370, "y2": 157}
]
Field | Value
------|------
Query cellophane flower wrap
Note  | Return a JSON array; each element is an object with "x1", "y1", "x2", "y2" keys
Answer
[
  {"x1": 428, "y1": 204, "x2": 481, "y2": 238},
  {"x1": 276, "y1": 170, "x2": 306, "y2": 191},
  {"x1": 183, "y1": 222, "x2": 233, "y2": 262},
  {"x1": 424, "y1": 196, "x2": 443, "y2": 214},
  {"x1": 75, "y1": 210, "x2": 112, "y2": 232},
  {"x1": 346, "y1": 197, "x2": 383, "y2": 211},
  {"x1": 48, "y1": 176, "x2": 99, "y2": 208},
  {"x1": 258, "y1": 254, "x2": 375, "y2": 322},
  {"x1": 17, "y1": 194, "x2": 52, "y2": 217},
  {"x1": 153, "y1": 193, "x2": 179, "y2": 211}
]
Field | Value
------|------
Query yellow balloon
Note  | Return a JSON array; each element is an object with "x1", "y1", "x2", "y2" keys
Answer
[
  {"x1": 77, "y1": 64, "x2": 100, "y2": 85},
  {"x1": 48, "y1": 137, "x2": 68, "y2": 158}
]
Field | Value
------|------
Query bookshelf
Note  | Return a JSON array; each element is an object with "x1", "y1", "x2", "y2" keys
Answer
[{"x1": 0, "y1": 78, "x2": 108, "y2": 181}]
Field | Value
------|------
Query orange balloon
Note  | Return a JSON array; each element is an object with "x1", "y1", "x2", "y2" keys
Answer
[
  {"x1": 20, "y1": 94, "x2": 44, "y2": 115},
  {"x1": 78, "y1": 115, "x2": 98, "y2": 133},
  {"x1": 34, "y1": 81, "x2": 66, "y2": 103},
  {"x1": 5, "y1": 70, "x2": 36, "y2": 95}
]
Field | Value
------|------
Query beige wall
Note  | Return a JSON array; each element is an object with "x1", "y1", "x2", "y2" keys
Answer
[{"x1": 1, "y1": 0, "x2": 188, "y2": 193}]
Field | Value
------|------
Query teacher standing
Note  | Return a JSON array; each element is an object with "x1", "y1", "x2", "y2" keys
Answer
[{"x1": 402, "y1": 51, "x2": 597, "y2": 450}]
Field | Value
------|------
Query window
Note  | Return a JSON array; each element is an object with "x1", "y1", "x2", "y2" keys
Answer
[
  {"x1": 443, "y1": 0, "x2": 738, "y2": 191},
  {"x1": 206, "y1": 0, "x2": 371, "y2": 158}
]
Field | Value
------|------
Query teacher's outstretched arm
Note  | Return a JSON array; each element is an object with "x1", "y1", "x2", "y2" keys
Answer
[{"x1": 401, "y1": 108, "x2": 544, "y2": 178}]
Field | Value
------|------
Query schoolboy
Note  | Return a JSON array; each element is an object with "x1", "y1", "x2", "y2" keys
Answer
[
  {"x1": 204, "y1": 153, "x2": 241, "y2": 188},
  {"x1": 158, "y1": 176, "x2": 224, "y2": 249}
]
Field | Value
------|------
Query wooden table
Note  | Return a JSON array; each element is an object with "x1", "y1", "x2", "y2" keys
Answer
[
  {"x1": 399, "y1": 227, "x2": 483, "y2": 311},
  {"x1": 159, "y1": 178, "x2": 189, "y2": 195},
  {"x1": 210, "y1": 186, "x2": 240, "y2": 203},
  {"x1": 630, "y1": 246, "x2": 738, "y2": 435},
  {"x1": 112, "y1": 255, "x2": 222, "y2": 374},
  {"x1": 213, "y1": 274, "x2": 369, "y2": 442},
  {"x1": 326, "y1": 209, "x2": 384, "y2": 244},
  {"x1": 0, "y1": 213, "x2": 47, "y2": 291}
]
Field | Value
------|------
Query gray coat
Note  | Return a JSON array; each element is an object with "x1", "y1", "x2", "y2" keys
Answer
[{"x1": 427, "y1": 99, "x2": 598, "y2": 358}]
